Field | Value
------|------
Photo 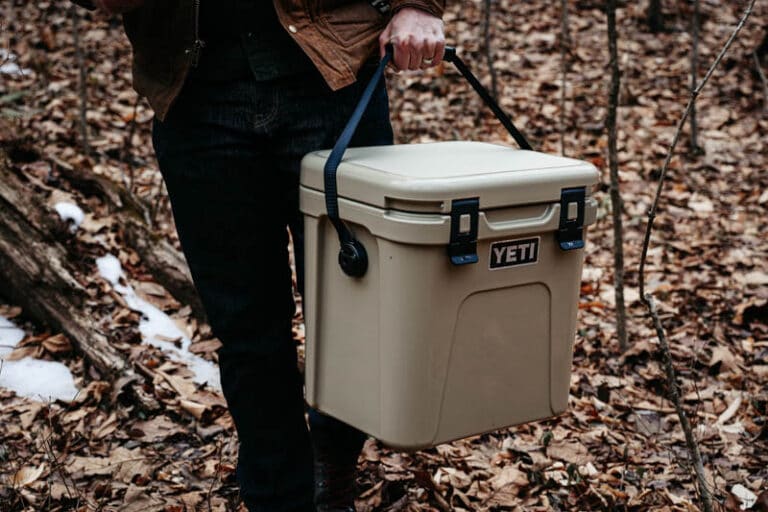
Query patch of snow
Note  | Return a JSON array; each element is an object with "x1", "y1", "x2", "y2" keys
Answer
[
  {"x1": 95, "y1": 255, "x2": 221, "y2": 390},
  {"x1": 54, "y1": 202, "x2": 85, "y2": 233},
  {"x1": 97, "y1": 253, "x2": 124, "y2": 285},
  {"x1": 0, "y1": 316, "x2": 25, "y2": 357},
  {"x1": 0, "y1": 316, "x2": 80, "y2": 402},
  {"x1": 0, "y1": 49, "x2": 31, "y2": 76},
  {"x1": 719, "y1": 422, "x2": 745, "y2": 435},
  {"x1": 0, "y1": 358, "x2": 79, "y2": 402},
  {"x1": 731, "y1": 484, "x2": 757, "y2": 510}
]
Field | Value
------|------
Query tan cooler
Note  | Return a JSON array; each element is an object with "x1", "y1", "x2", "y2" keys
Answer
[
  {"x1": 299, "y1": 48, "x2": 600, "y2": 449},
  {"x1": 300, "y1": 141, "x2": 599, "y2": 449}
]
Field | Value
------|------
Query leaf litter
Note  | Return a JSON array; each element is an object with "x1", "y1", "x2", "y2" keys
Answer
[{"x1": 0, "y1": 0, "x2": 767, "y2": 511}]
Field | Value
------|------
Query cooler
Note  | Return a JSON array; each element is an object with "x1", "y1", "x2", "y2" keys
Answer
[{"x1": 299, "y1": 48, "x2": 600, "y2": 449}]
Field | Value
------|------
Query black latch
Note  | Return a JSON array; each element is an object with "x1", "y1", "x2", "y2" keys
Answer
[
  {"x1": 557, "y1": 187, "x2": 586, "y2": 251},
  {"x1": 448, "y1": 198, "x2": 480, "y2": 265}
]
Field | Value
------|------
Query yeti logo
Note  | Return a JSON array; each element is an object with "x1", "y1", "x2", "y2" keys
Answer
[{"x1": 489, "y1": 237, "x2": 540, "y2": 270}]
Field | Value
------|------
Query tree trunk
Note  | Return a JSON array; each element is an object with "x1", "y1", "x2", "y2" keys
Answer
[
  {"x1": 560, "y1": 0, "x2": 570, "y2": 156},
  {"x1": 647, "y1": 0, "x2": 664, "y2": 33},
  {"x1": 483, "y1": 0, "x2": 499, "y2": 101},
  {"x1": 607, "y1": 0, "x2": 628, "y2": 351},
  {"x1": 689, "y1": 0, "x2": 702, "y2": 154}
]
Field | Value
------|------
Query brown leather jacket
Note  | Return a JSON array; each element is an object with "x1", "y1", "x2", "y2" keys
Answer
[{"x1": 73, "y1": 0, "x2": 445, "y2": 120}]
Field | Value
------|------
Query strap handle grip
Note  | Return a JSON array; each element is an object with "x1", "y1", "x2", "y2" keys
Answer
[{"x1": 324, "y1": 46, "x2": 532, "y2": 278}]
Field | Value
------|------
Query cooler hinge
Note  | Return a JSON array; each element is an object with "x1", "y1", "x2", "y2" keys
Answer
[
  {"x1": 448, "y1": 198, "x2": 480, "y2": 265},
  {"x1": 557, "y1": 187, "x2": 586, "y2": 251}
]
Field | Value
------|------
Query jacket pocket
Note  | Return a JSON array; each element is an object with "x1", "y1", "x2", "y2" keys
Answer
[{"x1": 317, "y1": 1, "x2": 387, "y2": 47}]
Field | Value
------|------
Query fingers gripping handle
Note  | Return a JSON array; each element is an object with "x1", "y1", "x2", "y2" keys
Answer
[{"x1": 324, "y1": 46, "x2": 532, "y2": 278}]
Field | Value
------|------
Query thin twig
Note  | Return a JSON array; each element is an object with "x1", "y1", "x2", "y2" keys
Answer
[
  {"x1": 70, "y1": 5, "x2": 89, "y2": 155},
  {"x1": 122, "y1": 96, "x2": 141, "y2": 194},
  {"x1": 560, "y1": 0, "x2": 570, "y2": 156},
  {"x1": 689, "y1": 0, "x2": 702, "y2": 154},
  {"x1": 646, "y1": 296, "x2": 714, "y2": 511},
  {"x1": 42, "y1": 402, "x2": 81, "y2": 508},
  {"x1": 639, "y1": 0, "x2": 756, "y2": 299},
  {"x1": 206, "y1": 440, "x2": 224, "y2": 512},
  {"x1": 753, "y1": 51, "x2": 768, "y2": 114},
  {"x1": 483, "y1": 0, "x2": 499, "y2": 101},
  {"x1": 151, "y1": 172, "x2": 166, "y2": 228},
  {"x1": 638, "y1": 2, "x2": 757, "y2": 511},
  {"x1": 606, "y1": 0, "x2": 628, "y2": 351}
]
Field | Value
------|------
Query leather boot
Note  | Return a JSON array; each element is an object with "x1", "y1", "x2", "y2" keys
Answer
[
  {"x1": 313, "y1": 445, "x2": 358, "y2": 512},
  {"x1": 310, "y1": 410, "x2": 365, "y2": 512}
]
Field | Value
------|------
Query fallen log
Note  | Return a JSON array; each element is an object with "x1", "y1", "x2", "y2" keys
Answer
[
  {"x1": 0, "y1": 155, "x2": 129, "y2": 377},
  {"x1": 0, "y1": 152, "x2": 222, "y2": 419},
  {"x1": 52, "y1": 160, "x2": 206, "y2": 321}
]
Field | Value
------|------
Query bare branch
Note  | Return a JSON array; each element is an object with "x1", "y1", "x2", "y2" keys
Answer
[
  {"x1": 70, "y1": 5, "x2": 90, "y2": 155},
  {"x1": 638, "y1": 2, "x2": 757, "y2": 510},
  {"x1": 639, "y1": 0, "x2": 756, "y2": 299},
  {"x1": 606, "y1": 0, "x2": 627, "y2": 351},
  {"x1": 122, "y1": 95, "x2": 141, "y2": 193},
  {"x1": 483, "y1": 0, "x2": 499, "y2": 101},
  {"x1": 689, "y1": 0, "x2": 702, "y2": 154},
  {"x1": 646, "y1": 295, "x2": 714, "y2": 509},
  {"x1": 754, "y1": 51, "x2": 768, "y2": 114},
  {"x1": 560, "y1": 0, "x2": 570, "y2": 156}
]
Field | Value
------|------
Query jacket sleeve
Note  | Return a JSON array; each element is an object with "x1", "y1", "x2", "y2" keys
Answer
[{"x1": 390, "y1": 0, "x2": 445, "y2": 19}]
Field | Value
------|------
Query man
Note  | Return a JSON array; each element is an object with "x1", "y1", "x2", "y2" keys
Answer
[{"x1": 71, "y1": 1, "x2": 445, "y2": 511}]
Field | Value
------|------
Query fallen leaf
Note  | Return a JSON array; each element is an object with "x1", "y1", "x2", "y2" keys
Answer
[
  {"x1": 131, "y1": 415, "x2": 184, "y2": 442},
  {"x1": 709, "y1": 345, "x2": 739, "y2": 373},
  {"x1": 687, "y1": 194, "x2": 714, "y2": 213},
  {"x1": 42, "y1": 333, "x2": 73, "y2": 354},
  {"x1": 546, "y1": 439, "x2": 593, "y2": 465},
  {"x1": 12, "y1": 464, "x2": 45, "y2": 487}
]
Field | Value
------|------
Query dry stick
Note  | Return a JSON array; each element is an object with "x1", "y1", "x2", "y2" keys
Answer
[
  {"x1": 70, "y1": 5, "x2": 89, "y2": 155},
  {"x1": 606, "y1": 0, "x2": 628, "y2": 352},
  {"x1": 151, "y1": 173, "x2": 165, "y2": 228},
  {"x1": 690, "y1": 0, "x2": 702, "y2": 154},
  {"x1": 122, "y1": 96, "x2": 141, "y2": 194},
  {"x1": 206, "y1": 440, "x2": 223, "y2": 512},
  {"x1": 638, "y1": 2, "x2": 757, "y2": 510},
  {"x1": 43, "y1": 403, "x2": 82, "y2": 508},
  {"x1": 753, "y1": 51, "x2": 768, "y2": 114},
  {"x1": 560, "y1": 0, "x2": 570, "y2": 156},
  {"x1": 483, "y1": 0, "x2": 499, "y2": 101}
]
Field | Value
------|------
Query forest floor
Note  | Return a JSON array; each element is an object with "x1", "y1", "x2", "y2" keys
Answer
[{"x1": 1, "y1": 1, "x2": 768, "y2": 511}]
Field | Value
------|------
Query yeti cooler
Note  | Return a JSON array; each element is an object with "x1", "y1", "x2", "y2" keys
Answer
[{"x1": 299, "y1": 48, "x2": 599, "y2": 449}]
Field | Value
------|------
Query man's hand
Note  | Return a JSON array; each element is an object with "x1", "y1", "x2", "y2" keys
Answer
[{"x1": 379, "y1": 7, "x2": 445, "y2": 71}]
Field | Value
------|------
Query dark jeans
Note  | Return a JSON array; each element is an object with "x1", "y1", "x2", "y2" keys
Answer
[{"x1": 152, "y1": 65, "x2": 393, "y2": 511}]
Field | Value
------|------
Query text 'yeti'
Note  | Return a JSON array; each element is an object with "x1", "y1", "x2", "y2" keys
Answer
[{"x1": 489, "y1": 237, "x2": 540, "y2": 269}]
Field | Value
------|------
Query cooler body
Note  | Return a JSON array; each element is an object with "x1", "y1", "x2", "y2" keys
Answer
[{"x1": 299, "y1": 142, "x2": 599, "y2": 449}]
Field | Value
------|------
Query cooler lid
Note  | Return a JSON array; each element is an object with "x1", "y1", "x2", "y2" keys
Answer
[{"x1": 300, "y1": 141, "x2": 600, "y2": 213}]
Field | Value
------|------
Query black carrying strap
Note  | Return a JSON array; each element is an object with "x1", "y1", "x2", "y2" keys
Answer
[
  {"x1": 324, "y1": 46, "x2": 532, "y2": 277},
  {"x1": 442, "y1": 48, "x2": 532, "y2": 151}
]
